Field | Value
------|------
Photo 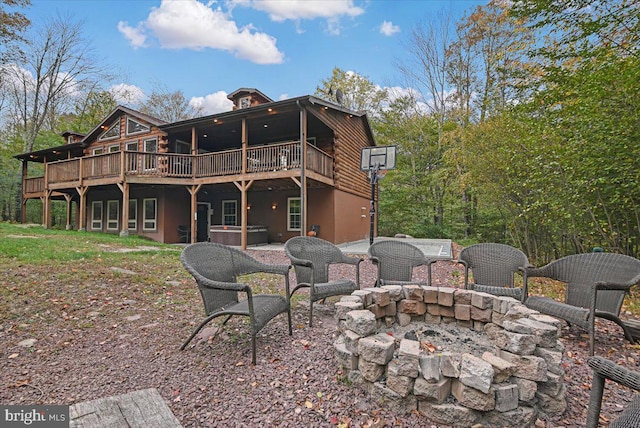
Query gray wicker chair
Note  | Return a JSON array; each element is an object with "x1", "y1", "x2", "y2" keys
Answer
[
  {"x1": 587, "y1": 356, "x2": 640, "y2": 428},
  {"x1": 523, "y1": 252, "x2": 640, "y2": 355},
  {"x1": 367, "y1": 240, "x2": 435, "y2": 287},
  {"x1": 457, "y1": 243, "x2": 530, "y2": 301},
  {"x1": 180, "y1": 242, "x2": 292, "y2": 365},
  {"x1": 285, "y1": 236, "x2": 362, "y2": 327}
]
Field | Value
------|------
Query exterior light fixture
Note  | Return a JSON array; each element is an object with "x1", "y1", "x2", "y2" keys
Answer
[{"x1": 271, "y1": 203, "x2": 277, "y2": 210}]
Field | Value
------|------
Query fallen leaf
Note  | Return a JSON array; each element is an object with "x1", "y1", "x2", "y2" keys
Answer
[
  {"x1": 8, "y1": 353, "x2": 19, "y2": 359},
  {"x1": 305, "y1": 400, "x2": 313, "y2": 409},
  {"x1": 9, "y1": 378, "x2": 31, "y2": 388}
]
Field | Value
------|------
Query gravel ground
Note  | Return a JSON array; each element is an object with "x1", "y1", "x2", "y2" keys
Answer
[{"x1": 1, "y1": 247, "x2": 639, "y2": 427}]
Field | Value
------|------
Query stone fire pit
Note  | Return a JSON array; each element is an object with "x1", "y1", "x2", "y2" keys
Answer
[{"x1": 333, "y1": 285, "x2": 567, "y2": 427}]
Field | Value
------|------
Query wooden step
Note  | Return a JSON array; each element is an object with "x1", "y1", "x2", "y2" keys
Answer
[{"x1": 70, "y1": 388, "x2": 182, "y2": 428}]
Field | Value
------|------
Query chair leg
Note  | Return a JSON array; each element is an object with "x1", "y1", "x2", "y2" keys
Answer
[
  {"x1": 309, "y1": 300, "x2": 314, "y2": 327},
  {"x1": 287, "y1": 308, "x2": 292, "y2": 335},
  {"x1": 179, "y1": 313, "x2": 230, "y2": 350},
  {"x1": 250, "y1": 319, "x2": 257, "y2": 365},
  {"x1": 586, "y1": 371, "x2": 606, "y2": 428}
]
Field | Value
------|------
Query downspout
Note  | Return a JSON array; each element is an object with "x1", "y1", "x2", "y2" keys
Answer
[{"x1": 296, "y1": 100, "x2": 306, "y2": 237}]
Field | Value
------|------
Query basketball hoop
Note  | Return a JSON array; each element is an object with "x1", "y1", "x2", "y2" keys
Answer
[{"x1": 360, "y1": 145, "x2": 396, "y2": 245}]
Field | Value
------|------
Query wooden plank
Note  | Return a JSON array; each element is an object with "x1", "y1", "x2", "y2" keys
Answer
[{"x1": 70, "y1": 388, "x2": 182, "y2": 428}]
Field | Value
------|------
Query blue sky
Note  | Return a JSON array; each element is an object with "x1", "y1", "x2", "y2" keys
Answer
[{"x1": 29, "y1": 0, "x2": 486, "y2": 114}]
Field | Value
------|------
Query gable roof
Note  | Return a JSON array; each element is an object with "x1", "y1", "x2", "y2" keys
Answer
[
  {"x1": 226, "y1": 88, "x2": 273, "y2": 103},
  {"x1": 82, "y1": 105, "x2": 167, "y2": 143}
]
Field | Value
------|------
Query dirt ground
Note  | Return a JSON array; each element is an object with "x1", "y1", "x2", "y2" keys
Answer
[{"x1": 1, "y1": 248, "x2": 639, "y2": 427}]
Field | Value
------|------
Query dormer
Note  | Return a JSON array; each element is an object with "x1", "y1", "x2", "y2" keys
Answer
[
  {"x1": 227, "y1": 88, "x2": 273, "y2": 110},
  {"x1": 61, "y1": 131, "x2": 86, "y2": 145}
]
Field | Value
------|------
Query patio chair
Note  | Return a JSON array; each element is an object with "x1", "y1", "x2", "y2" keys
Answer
[
  {"x1": 586, "y1": 356, "x2": 640, "y2": 428},
  {"x1": 285, "y1": 236, "x2": 363, "y2": 327},
  {"x1": 367, "y1": 240, "x2": 435, "y2": 287},
  {"x1": 523, "y1": 252, "x2": 640, "y2": 355},
  {"x1": 177, "y1": 225, "x2": 191, "y2": 243},
  {"x1": 180, "y1": 242, "x2": 292, "y2": 365},
  {"x1": 457, "y1": 243, "x2": 530, "y2": 301}
]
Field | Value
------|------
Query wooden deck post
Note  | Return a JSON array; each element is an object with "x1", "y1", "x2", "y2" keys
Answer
[
  {"x1": 64, "y1": 194, "x2": 73, "y2": 230},
  {"x1": 76, "y1": 186, "x2": 88, "y2": 231},
  {"x1": 118, "y1": 182, "x2": 130, "y2": 237}
]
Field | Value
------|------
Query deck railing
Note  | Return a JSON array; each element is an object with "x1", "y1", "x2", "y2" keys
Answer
[
  {"x1": 30, "y1": 140, "x2": 333, "y2": 187},
  {"x1": 24, "y1": 177, "x2": 45, "y2": 193}
]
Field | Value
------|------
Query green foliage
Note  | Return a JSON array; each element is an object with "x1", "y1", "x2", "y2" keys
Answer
[{"x1": 314, "y1": 67, "x2": 388, "y2": 118}]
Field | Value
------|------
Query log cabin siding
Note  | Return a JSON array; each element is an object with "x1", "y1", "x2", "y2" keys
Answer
[
  {"x1": 83, "y1": 115, "x2": 167, "y2": 156},
  {"x1": 308, "y1": 105, "x2": 372, "y2": 198}
]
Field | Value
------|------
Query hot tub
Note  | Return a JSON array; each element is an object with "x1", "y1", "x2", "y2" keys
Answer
[{"x1": 209, "y1": 225, "x2": 268, "y2": 246}]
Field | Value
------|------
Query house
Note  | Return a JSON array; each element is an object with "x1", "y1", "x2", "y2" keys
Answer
[{"x1": 14, "y1": 89, "x2": 378, "y2": 248}]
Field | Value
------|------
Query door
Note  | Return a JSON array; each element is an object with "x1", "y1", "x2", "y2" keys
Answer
[{"x1": 196, "y1": 203, "x2": 210, "y2": 242}]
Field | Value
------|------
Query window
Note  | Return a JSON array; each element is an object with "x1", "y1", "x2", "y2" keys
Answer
[
  {"x1": 91, "y1": 201, "x2": 103, "y2": 230},
  {"x1": 126, "y1": 117, "x2": 150, "y2": 135},
  {"x1": 128, "y1": 199, "x2": 137, "y2": 231},
  {"x1": 240, "y1": 96, "x2": 251, "y2": 109},
  {"x1": 107, "y1": 200, "x2": 119, "y2": 230},
  {"x1": 143, "y1": 138, "x2": 157, "y2": 170},
  {"x1": 288, "y1": 198, "x2": 301, "y2": 231},
  {"x1": 176, "y1": 140, "x2": 190, "y2": 154},
  {"x1": 125, "y1": 141, "x2": 138, "y2": 172},
  {"x1": 92, "y1": 147, "x2": 103, "y2": 155},
  {"x1": 108, "y1": 144, "x2": 120, "y2": 152},
  {"x1": 143, "y1": 198, "x2": 157, "y2": 231},
  {"x1": 222, "y1": 200, "x2": 237, "y2": 226},
  {"x1": 99, "y1": 121, "x2": 120, "y2": 140}
]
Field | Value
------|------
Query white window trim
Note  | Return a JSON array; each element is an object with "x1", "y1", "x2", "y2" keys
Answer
[
  {"x1": 108, "y1": 144, "x2": 120, "y2": 152},
  {"x1": 143, "y1": 198, "x2": 157, "y2": 231},
  {"x1": 92, "y1": 147, "x2": 104, "y2": 155},
  {"x1": 128, "y1": 199, "x2": 137, "y2": 231},
  {"x1": 126, "y1": 116, "x2": 150, "y2": 136},
  {"x1": 91, "y1": 201, "x2": 103, "y2": 230},
  {"x1": 106, "y1": 200, "x2": 119, "y2": 231},
  {"x1": 176, "y1": 139, "x2": 191, "y2": 154},
  {"x1": 98, "y1": 121, "x2": 120, "y2": 141},
  {"x1": 222, "y1": 200, "x2": 237, "y2": 226},
  {"x1": 287, "y1": 197, "x2": 301, "y2": 232},
  {"x1": 125, "y1": 141, "x2": 138, "y2": 151},
  {"x1": 143, "y1": 138, "x2": 158, "y2": 171}
]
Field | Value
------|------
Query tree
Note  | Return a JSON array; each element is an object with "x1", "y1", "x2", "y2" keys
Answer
[
  {"x1": 510, "y1": 0, "x2": 640, "y2": 61},
  {"x1": 314, "y1": 67, "x2": 388, "y2": 118},
  {"x1": 2, "y1": 14, "x2": 109, "y2": 153},
  {"x1": 397, "y1": 10, "x2": 455, "y2": 139},
  {"x1": 0, "y1": 0, "x2": 31, "y2": 62},
  {"x1": 139, "y1": 85, "x2": 203, "y2": 122}
]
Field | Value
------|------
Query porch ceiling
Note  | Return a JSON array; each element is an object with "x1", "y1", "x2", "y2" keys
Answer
[{"x1": 166, "y1": 107, "x2": 332, "y2": 152}]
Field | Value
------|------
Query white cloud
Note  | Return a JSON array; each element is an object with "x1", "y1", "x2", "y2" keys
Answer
[
  {"x1": 110, "y1": 83, "x2": 146, "y2": 106},
  {"x1": 117, "y1": 21, "x2": 147, "y2": 48},
  {"x1": 118, "y1": 0, "x2": 284, "y2": 65},
  {"x1": 234, "y1": 0, "x2": 364, "y2": 35},
  {"x1": 189, "y1": 91, "x2": 234, "y2": 114},
  {"x1": 380, "y1": 20, "x2": 400, "y2": 36},
  {"x1": 240, "y1": 0, "x2": 364, "y2": 22}
]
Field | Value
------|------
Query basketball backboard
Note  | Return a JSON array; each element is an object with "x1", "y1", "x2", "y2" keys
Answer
[{"x1": 360, "y1": 145, "x2": 397, "y2": 171}]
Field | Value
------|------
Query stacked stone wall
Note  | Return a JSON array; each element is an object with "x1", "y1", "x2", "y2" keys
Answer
[{"x1": 334, "y1": 286, "x2": 567, "y2": 427}]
